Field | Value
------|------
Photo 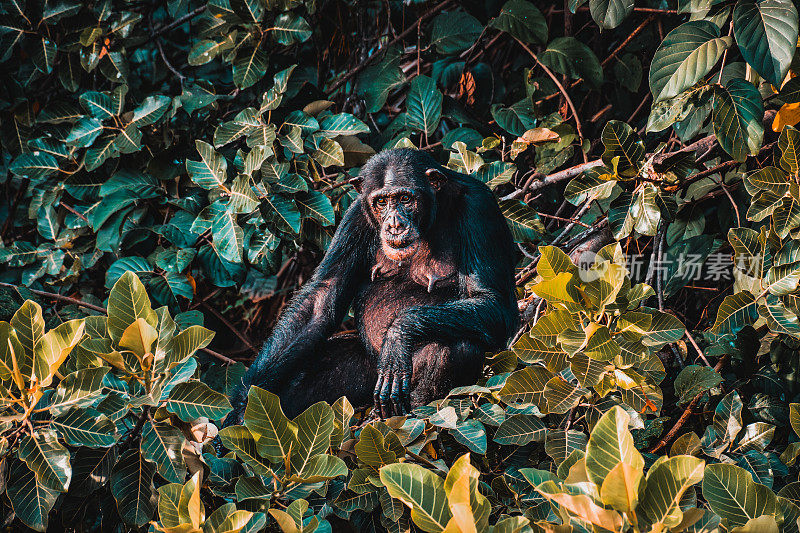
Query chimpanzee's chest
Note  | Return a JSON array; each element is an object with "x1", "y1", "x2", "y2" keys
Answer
[{"x1": 354, "y1": 272, "x2": 459, "y2": 356}]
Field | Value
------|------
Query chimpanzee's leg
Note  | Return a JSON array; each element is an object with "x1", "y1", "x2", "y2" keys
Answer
[
  {"x1": 273, "y1": 333, "x2": 377, "y2": 418},
  {"x1": 409, "y1": 340, "x2": 484, "y2": 407}
]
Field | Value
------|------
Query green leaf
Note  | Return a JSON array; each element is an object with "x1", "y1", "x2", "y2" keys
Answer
[
  {"x1": 539, "y1": 37, "x2": 603, "y2": 88},
  {"x1": 779, "y1": 126, "x2": 800, "y2": 173},
  {"x1": 218, "y1": 425, "x2": 274, "y2": 474},
  {"x1": 290, "y1": 402, "x2": 334, "y2": 476},
  {"x1": 429, "y1": 11, "x2": 482, "y2": 54},
  {"x1": 712, "y1": 79, "x2": 765, "y2": 162},
  {"x1": 406, "y1": 76, "x2": 442, "y2": 136},
  {"x1": 233, "y1": 46, "x2": 268, "y2": 89},
  {"x1": 380, "y1": 462, "x2": 452, "y2": 533},
  {"x1": 498, "y1": 365, "x2": 552, "y2": 409},
  {"x1": 297, "y1": 190, "x2": 335, "y2": 226},
  {"x1": 66, "y1": 116, "x2": 104, "y2": 147},
  {"x1": 489, "y1": 0, "x2": 547, "y2": 44},
  {"x1": 590, "y1": 0, "x2": 634, "y2": 29},
  {"x1": 773, "y1": 195, "x2": 800, "y2": 238},
  {"x1": 499, "y1": 199, "x2": 544, "y2": 243},
  {"x1": 107, "y1": 271, "x2": 157, "y2": 344},
  {"x1": 53, "y1": 408, "x2": 117, "y2": 447},
  {"x1": 355, "y1": 424, "x2": 397, "y2": 467},
  {"x1": 130, "y1": 95, "x2": 171, "y2": 127},
  {"x1": 312, "y1": 138, "x2": 345, "y2": 167},
  {"x1": 638, "y1": 455, "x2": 705, "y2": 528},
  {"x1": 585, "y1": 405, "x2": 644, "y2": 487},
  {"x1": 712, "y1": 292, "x2": 758, "y2": 334},
  {"x1": 187, "y1": 140, "x2": 227, "y2": 190},
  {"x1": 262, "y1": 194, "x2": 302, "y2": 234},
  {"x1": 7, "y1": 462, "x2": 59, "y2": 532},
  {"x1": 18, "y1": 429, "x2": 72, "y2": 492},
  {"x1": 319, "y1": 113, "x2": 370, "y2": 137},
  {"x1": 493, "y1": 414, "x2": 546, "y2": 445},
  {"x1": 9, "y1": 152, "x2": 60, "y2": 179},
  {"x1": 702, "y1": 463, "x2": 778, "y2": 528},
  {"x1": 451, "y1": 420, "x2": 487, "y2": 454},
  {"x1": 212, "y1": 211, "x2": 244, "y2": 263},
  {"x1": 601, "y1": 120, "x2": 644, "y2": 176},
  {"x1": 166, "y1": 381, "x2": 233, "y2": 422},
  {"x1": 733, "y1": 0, "x2": 798, "y2": 87},
  {"x1": 110, "y1": 449, "x2": 157, "y2": 527},
  {"x1": 244, "y1": 386, "x2": 298, "y2": 463},
  {"x1": 272, "y1": 12, "x2": 312, "y2": 45},
  {"x1": 649, "y1": 20, "x2": 733, "y2": 102},
  {"x1": 79, "y1": 91, "x2": 116, "y2": 120},
  {"x1": 141, "y1": 422, "x2": 186, "y2": 483},
  {"x1": 674, "y1": 365, "x2": 723, "y2": 404}
]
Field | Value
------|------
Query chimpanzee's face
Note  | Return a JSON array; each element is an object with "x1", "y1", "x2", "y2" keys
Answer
[{"x1": 369, "y1": 185, "x2": 423, "y2": 263}]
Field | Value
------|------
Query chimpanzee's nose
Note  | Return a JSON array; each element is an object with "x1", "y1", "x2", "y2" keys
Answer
[{"x1": 386, "y1": 214, "x2": 405, "y2": 235}]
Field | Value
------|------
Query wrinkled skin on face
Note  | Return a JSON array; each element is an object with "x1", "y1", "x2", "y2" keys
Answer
[{"x1": 369, "y1": 187, "x2": 422, "y2": 263}]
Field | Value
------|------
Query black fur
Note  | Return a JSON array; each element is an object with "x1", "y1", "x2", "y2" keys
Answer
[{"x1": 227, "y1": 149, "x2": 519, "y2": 421}]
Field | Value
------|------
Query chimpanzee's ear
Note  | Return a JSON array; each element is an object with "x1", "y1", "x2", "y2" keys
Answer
[
  {"x1": 425, "y1": 168, "x2": 447, "y2": 191},
  {"x1": 348, "y1": 176, "x2": 363, "y2": 194}
]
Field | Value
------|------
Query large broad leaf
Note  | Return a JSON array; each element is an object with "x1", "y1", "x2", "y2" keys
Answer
[
  {"x1": 674, "y1": 365, "x2": 724, "y2": 404},
  {"x1": 107, "y1": 271, "x2": 157, "y2": 343},
  {"x1": 186, "y1": 140, "x2": 227, "y2": 190},
  {"x1": 539, "y1": 37, "x2": 603, "y2": 88},
  {"x1": 639, "y1": 455, "x2": 705, "y2": 528},
  {"x1": 494, "y1": 414, "x2": 546, "y2": 445},
  {"x1": 585, "y1": 405, "x2": 644, "y2": 487},
  {"x1": 9, "y1": 152, "x2": 60, "y2": 179},
  {"x1": 489, "y1": 0, "x2": 547, "y2": 44},
  {"x1": 702, "y1": 463, "x2": 778, "y2": 528},
  {"x1": 18, "y1": 429, "x2": 72, "y2": 492},
  {"x1": 130, "y1": 95, "x2": 171, "y2": 127},
  {"x1": 53, "y1": 408, "x2": 117, "y2": 448},
  {"x1": 649, "y1": 20, "x2": 732, "y2": 102},
  {"x1": 165, "y1": 381, "x2": 233, "y2": 422},
  {"x1": 271, "y1": 12, "x2": 312, "y2": 45},
  {"x1": 590, "y1": 0, "x2": 634, "y2": 29},
  {"x1": 601, "y1": 120, "x2": 644, "y2": 176},
  {"x1": 380, "y1": 462, "x2": 453, "y2": 533},
  {"x1": 262, "y1": 194, "x2": 302, "y2": 234},
  {"x1": 244, "y1": 386, "x2": 298, "y2": 463},
  {"x1": 712, "y1": 292, "x2": 758, "y2": 334},
  {"x1": 499, "y1": 199, "x2": 544, "y2": 243},
  {"x1": 217, "y1": 425, "x2": 273, "y2": 474},
  {"x1": 733, "y1": 0, "x2": 798, "y2": 87},
  {"x1": 110, "y1": 450, "x2": 157, "y2": 527},
  {"x1": 712, "y1": 79, "x2": 765, "y2": 162},
  {"x1": 35, "y1": 319, "x2": 83, "y2": 387},
  {"x1": 140, "y1": 422, "x2": 186, "y2": 483},
  {"x1": 599, "y1": 462, "x2": 643, "y2": 514},
  {"x1": 429, "y1": 11, "x2": 482, "y2": 54},
  {"x1": 7, "y1": 462, "x2": 59, "y2": 532},
  {"x1": 290, "y1": 402, "x2": 334, "y2": 477},
  {"x1": 779, "y1": 126, "x2": 800, "y2": 174},
  {"x1": 232, "y1": 45, "x2": 268, "y2": 89},
  {"x1": 405, "y1": 76, "x2": 442, "y2": 136}
]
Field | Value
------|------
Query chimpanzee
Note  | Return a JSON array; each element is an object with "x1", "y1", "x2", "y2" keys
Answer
[{"x1": 227, "y1": 148, "x2": 519, "y2": 421}]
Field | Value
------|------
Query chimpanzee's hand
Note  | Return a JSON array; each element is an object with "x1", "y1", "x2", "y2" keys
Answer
[{"x1": 374, "y1": 336, "x2": 412, "y2": 418}]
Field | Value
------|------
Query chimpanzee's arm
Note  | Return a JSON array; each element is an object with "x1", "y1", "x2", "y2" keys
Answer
[
  {"x1": 229, "y1": 200, "x2": 374, "y2": 421},
  {"x1": 374, "y1": 183, "x2": 519, "y2": 415}
]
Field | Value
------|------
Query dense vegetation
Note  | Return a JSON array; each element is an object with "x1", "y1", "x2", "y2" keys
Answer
[{"x1": 3, "y1": 0, "x2": 800, "y2": 531}]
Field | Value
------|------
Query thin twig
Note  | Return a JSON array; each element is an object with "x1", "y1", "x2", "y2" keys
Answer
[
  {"x1": 0, "y1": 282, "x2": 235, "y2": 365},
  {"x1": 514, "y1": 37, "x2": 587, "y2": 161},
  {"x1": 537, "y1": 212, "x2": 590, "y2": 228},
  {"x1": 650, "y1": 355, "x2": 729, "y2": 453},
  {"x1": 201, "y1": 301, "x2": 256, "y2": 352},
  {"x1": 152, "y1": 5, "x2": 207, "y2": 37},
  {"x1": 326, "y1": 0, "x2": 453, "y2": 94}
]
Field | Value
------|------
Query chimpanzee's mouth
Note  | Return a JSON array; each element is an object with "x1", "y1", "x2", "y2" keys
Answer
[{"x1": 386, "y1": 235, "x2": 413, "y2": 249}]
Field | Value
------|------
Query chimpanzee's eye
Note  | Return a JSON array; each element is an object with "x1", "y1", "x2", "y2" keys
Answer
[
  {"x1": 399, "y1": 194, "x2": 412, "y2": 204},
  {"x1": 376, "y1": 197, "x2": 387, "y2": 208}
]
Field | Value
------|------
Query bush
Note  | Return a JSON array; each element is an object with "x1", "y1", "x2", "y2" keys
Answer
[{"x1": 5, "y1": 0, "x2": 800, "y2": 531}]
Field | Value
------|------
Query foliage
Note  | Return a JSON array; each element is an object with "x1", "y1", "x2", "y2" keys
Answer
[{"x1": 5, "y1": 0, "x2": 800, "y2": 531}]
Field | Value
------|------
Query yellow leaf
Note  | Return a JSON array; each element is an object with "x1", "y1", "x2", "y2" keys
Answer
[
  {"x1": 729, "y1": 515, "x2": 779, "y2": 533},
  {"x1": 600, "y1": 462, "x2": 643, "y2": 513},
  {"x1": 120, "y1": 317, "x2": 157, "y2": 357},
  {"x1": 773, "y1": 103, "x2": 800, "y2": 132},
  {"x1": 269, "y1": 509, "x2": 301, "y2": 533},
  {"x1": 516, "y1": 128, "x2": 560, "y2": 145},
  {"x1": 33, "y1": 319, "x2": 85, "y2": 387},
  {"x1": 535, "y1": 490, "x2": 624, "y2": 531}
]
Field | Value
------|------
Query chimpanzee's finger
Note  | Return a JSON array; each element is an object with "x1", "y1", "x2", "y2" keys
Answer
[
  {"x1": 379, "y1": 377, "x2": 393, "y2": 419},
  {"x1": 373, "y1": 372, "x2": 386, "y2": 415},
  {"x1": 390, "y1": 375, "x2": 402, "y2": 416},
  {"x1": 401, "y1": 375, "x2": 411, "y2": 413}
]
